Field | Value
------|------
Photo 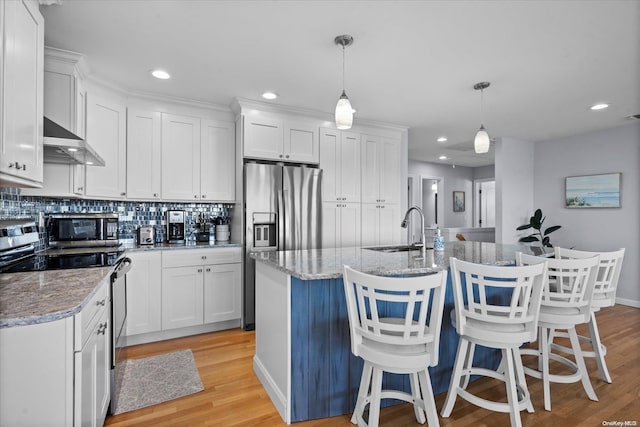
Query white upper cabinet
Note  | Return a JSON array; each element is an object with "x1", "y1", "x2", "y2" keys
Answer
[
  {"x1": 244, "y1": 114, "x2": 319, "y2": 164},
  {"x1": 84, "y1": 92, "x2": 127, "y2": 199},
  {"x1": 201, "y1": 119, "x2": 236, "y2": 201},
  {"x1": 361, "y1": 134, "x2": 400, "y2": 204},
  {"x1": 0, "y1": 0, "x2": 44, "y2": 187},
  {"x1": 161, "y1": 113, "x2": 201, "y2": 201},
  {"x1": 126, "y1": 109, "x2": 162, "y2": 200},
  {"x1": 319, "y1": 128, "x2": 360, "y2": 203},
  {"x1": 361, "y1": 203, "x2": 401, "y2": 247},
  {"x1": 284, "y1": 120, "x2": 319, "y2": 164}
]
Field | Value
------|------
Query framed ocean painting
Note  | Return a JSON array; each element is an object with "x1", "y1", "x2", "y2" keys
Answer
[{"x1": 565, "y1": 173, "x2": 621, "y2": 208}]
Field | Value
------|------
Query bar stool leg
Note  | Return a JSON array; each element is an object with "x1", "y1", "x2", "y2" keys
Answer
[
  {"x1": 418, "y1": 369, "x2": 439, "y2": 427},
  {"x1": 512, "y1": 347, "x2": 534, "y2": 413},
  {"x1": 568, "y1": 327, "x2": 598, "y2": 402},
  {"x1": 441, "y1": 338, "x2": 469, "y2": 417},
  {"x1": 541, "y1": 327, "x2": 552, "y2": 411},
  {"x1": 503, "y1": 348, "x2": 523, "y2": 427},
  {"x1": 352, "y1": 362, "x2": 372, "y2": 425},
  {"x1": 409, "y1": 372, "x2": 426, "y2": 424},
  {"x1": 368, "y1": 368, "x2": 383, "y2": 427},
  {"x1": 588, "y1": 313, "x2": 612, "y2": 383}
]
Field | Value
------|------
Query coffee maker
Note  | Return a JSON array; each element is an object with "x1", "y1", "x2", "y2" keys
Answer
[{"x1": 165, "y1": 210, "x2": 185, "y2": 243}]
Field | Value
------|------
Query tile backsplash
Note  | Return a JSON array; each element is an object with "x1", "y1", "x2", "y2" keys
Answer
[{"x1": 0, "y1": 187, "x2": 232, "y2": 247}]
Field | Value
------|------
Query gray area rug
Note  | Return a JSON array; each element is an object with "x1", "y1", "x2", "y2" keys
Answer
[{"x1": 112, "y1": 349, "x2": 204, "y2": 415}]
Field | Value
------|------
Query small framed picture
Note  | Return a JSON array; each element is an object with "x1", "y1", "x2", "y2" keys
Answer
[
  {"x1": 565, "y1": 173, "x2": 621, "y2": 208},
  {"x1": 453, "y1": 191, "x2": 465, "y2": 212}
]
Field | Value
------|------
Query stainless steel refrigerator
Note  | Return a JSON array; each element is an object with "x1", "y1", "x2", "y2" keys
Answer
[{"x1": 243, "y1": 162, "x2": 322, "y2": 330}]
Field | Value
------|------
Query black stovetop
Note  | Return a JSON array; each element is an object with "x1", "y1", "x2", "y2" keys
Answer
[{"x1": 0, "y1": 248, "x2": 124, "y2": 273}]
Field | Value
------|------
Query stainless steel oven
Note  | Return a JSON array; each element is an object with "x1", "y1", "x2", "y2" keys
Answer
[
  {"x1": 109, "y1": 255, "x2": 131, "y2": 414},
  {"x1": 46, "y1": 213, "x2": 119, "y2": 248}
]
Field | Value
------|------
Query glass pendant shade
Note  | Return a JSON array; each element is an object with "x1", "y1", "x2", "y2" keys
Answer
[
  {"x1": 335, "y1": 91, "x2": 353, "y2": 130},
  {"x1": 474, "y1": 125, "x2": 490, "y2": 153}
]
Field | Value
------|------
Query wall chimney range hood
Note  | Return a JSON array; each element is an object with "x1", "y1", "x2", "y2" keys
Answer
[{"x1": 43, "y1": 117, "x2": 105, "y2": 166}]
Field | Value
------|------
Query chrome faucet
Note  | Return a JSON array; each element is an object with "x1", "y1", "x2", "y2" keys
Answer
[{"x1": 401, "y1": 206, "x2": 427, "y2": 259}]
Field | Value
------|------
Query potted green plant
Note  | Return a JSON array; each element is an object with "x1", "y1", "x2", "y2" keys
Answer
[{"x1": 516, "y1": 208, "x2": 561, "y2": 250}]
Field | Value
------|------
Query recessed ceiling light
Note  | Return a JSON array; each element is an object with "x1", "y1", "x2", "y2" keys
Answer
[
  {"x1": 67, "y1": 148, "x2": 78, "y2": 152},
  {"x1": 437, "y1": 137, "x2": 447, "y2": 143},
  {"x1": 590, "y1": 103, "x2": 609, "y2": 111},
  {"x1": 439, "y1": 155, "x2": 448, "y2": 160},
  {"x1": 262, "y1": 91, "x2": 278, "y2": 100},
  {"x1": 86, "y1": 161, "x2": 94, "y2": 165},
  {"x1": 151, "y1": 69, "x2": 171, "y2": 80}
]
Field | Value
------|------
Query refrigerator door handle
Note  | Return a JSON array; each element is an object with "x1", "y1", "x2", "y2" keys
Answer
[{"x1": 277, "y1": 189, "x2": 285, "y2": 251}]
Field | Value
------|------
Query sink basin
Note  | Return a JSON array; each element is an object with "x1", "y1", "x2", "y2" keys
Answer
[{"x1": 363, "y1": 244, "x2": 433, "y2": 253}]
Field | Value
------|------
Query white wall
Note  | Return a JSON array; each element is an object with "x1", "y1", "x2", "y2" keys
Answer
[
  {"x1": 408, "y1": 160, "x2": 474, "y2": 228},
  {"x1": 533, "y1": 122, "x2": 640, "y2": 306},
  {"x1": 473, "y1": 164, "x2": 495, "y2": 181},
  {"x1": 494, "y1": 137, "x2": 535, "y2": 244}
]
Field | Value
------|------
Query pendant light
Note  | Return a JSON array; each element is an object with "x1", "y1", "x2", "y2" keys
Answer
[
  {"x1": 334, "y1": 35, "x2": 354, "y2": 130},
  {"x1": 473, "y1": 81, "x2": 491, "y2": 154}
]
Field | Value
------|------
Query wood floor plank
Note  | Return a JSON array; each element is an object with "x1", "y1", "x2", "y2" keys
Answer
[{"x1": 105, "y1": 305, "x2": 640, "y2": 426}]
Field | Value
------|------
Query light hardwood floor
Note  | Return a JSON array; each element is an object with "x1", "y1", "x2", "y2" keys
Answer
[{"x1": 105, "y1": 304, "x2": 640, "y2": 426}]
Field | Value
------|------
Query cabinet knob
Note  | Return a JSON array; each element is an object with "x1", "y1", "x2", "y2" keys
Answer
[
  {"x1": 78, "y1": 187, "x2": 83, "y2": 191},
  {"x1": 198, "y1": 268, "x2": 203, "y2": 273},
  {"x1": 285, "y1": 155, "x2": 290, "y2": 159},
  {"x1": 202, "y1": 194, "x2": 206, "y2": 198},
  {"x1": 206, "y1": 268, "x2": 211, "y2": 272},
  {"x1": 96, "y1": 299, "x2": 106, "y2": 306},
  {"x1": 194, "y1": 195, "x2": 198, "y2": 199},
  {"x1": 97, "y1": 322, "x2": 108, "y2": 335},
  {"x1": 201, "y1": 256, "x2": 207, "y2": 260},
  {"x1": 153, "y1": 193, "x2": 159, "y2": 197},
  {"x1": 120, "y1": 192, "x2": 126, "y2": 196}
]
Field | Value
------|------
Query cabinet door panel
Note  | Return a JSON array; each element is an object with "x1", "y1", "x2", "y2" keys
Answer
[
  {"x1": 162, "y1": 266, "x2": 204, "y2": 330},
  {"x1": 339, "y1": 203, "x2": 361, "y2": 248},
  {"x1": 319, "y1": 129, "x2": 339, "y2": 202},
  {"x1": 201, "y1": 119, "x2": 235, "y2": 201},
  {"x1": 204, "y1": 263, "x2": 241, "y2": 323},
  {"x1": 0, "y1": 0, "x2": 43, "y2": 184},
  {"x1": 340, "y1": 132, "x2": 361, "y2": 202},
  {"x1": 125, "y1": 251, "x2": 162, "y2": 336},
  {"x1": 161, "y1": 113, "x2": 201, "y2": 200},
  {"x1": 244, "y1": 116, "x2": 283, "y2": 160},
  {"x1": 360, "y1": 204, "x2": 379, "y2": 247},
  {"x1": 361, "y1": 134, "x2": 381, "y2": 203},
  {"x1": 378, "y1": 204, "x2": 401, "y2": 245},
  {"x1": 85, "y1": 93, "x2": 126, "y2": 198},
  {"x1": 285, "y1": 121, "x2": 318, "y2": 164},
  {"x1": 321, "y1": 202, "x2": 339, "y2": 249},
  {"x1": 379, "y1": 138, "x2": 401, "y2": 204},
  {"x1": 126, "y1": 109, "x2": 161, "y2": 200}
]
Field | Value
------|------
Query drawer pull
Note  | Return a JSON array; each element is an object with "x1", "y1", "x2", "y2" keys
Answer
[
  {"x1": 96, "y1": 299, "x2": 106, "y2": 306},
  {"x1": 97, "y1": 322, "x2": 108, "y2": 335},
  {"x1": 197, "y1": 268, "x2": 203, "y2": 273}
]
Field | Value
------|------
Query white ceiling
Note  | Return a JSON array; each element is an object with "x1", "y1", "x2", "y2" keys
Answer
[{"x1": 40, "y1": 0, "x2": 639, "y2": 167}]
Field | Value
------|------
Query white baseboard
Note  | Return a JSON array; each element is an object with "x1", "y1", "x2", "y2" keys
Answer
[
  {"x1": 124, "y1": 319, "x2": 241, "y2": 347},
  {"x1": 615, "y1": 297, "x2": 640, "y2": 308},
  {"x1": 253, "y1": 355, "x2": 288, "y2": 424}
]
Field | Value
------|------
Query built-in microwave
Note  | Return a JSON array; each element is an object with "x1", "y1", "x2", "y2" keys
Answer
[{"x1": 47, "y1": 213, "x2": 119, "y2": 248}]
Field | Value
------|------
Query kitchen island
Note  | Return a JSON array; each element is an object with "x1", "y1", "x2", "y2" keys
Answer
[{"x1": 251, "y1": 241, "x2": 536, "y2": 423}]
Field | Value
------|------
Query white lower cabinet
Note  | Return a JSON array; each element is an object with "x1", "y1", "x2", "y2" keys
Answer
[
  {"x1": 322, "y1": 202, "x2": 361, "y2": 249},
  {"x1": 75, "y1": 302, "x2": 110, "y2": 427},
  {"x1": 125, "y1": 251, "x2": 162, "y2": 336},
  {"x1": 361, "y1": 203, "x2": 401, "y2": 247},
  {"x1": 162, "y1": 265, "x2": 205, "y2": 330},
  {"x1": 204, "y1": 263, "x2": 242, "y2": 323},
  {"x1": 0, "y1": 279, "x2": 109, "y2": 427},
  {"x1": 161, "y1": 248, "x2": 242, "y2": 331}
]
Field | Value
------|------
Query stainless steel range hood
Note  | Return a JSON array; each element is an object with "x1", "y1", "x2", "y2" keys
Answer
[{"x1": 43, "y1": 117, "x2": 105, "y2": 166}]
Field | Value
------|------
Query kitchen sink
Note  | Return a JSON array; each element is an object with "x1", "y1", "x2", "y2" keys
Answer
[{"x1": 363, "y1": 244, "x2": 432, "y2": 253}]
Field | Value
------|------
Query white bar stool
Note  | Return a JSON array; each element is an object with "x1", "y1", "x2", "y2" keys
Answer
[
  {"x1": 551, "y1": 247, "x2": 625, "y2": 383},
  {"x1": 343, "y1": 266, "x2": 447, "y2": 427},
  {"x1": 440, "y1": 257, "x2": 548, "y2": 427},
  {"x1": 517, "y1": 252, "x2": 600, "y2": 411}
]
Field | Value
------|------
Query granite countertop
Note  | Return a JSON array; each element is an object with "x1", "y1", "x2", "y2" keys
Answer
[
  {"x1": 0, "y1": 266, "x2": 113, "y2": 328},
  {"x1": 251, "y1": 241, "x2": 536, "y2": 280},
  {"x1": 0, "y1": 241, "x2": 242, "y2": 329}
]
